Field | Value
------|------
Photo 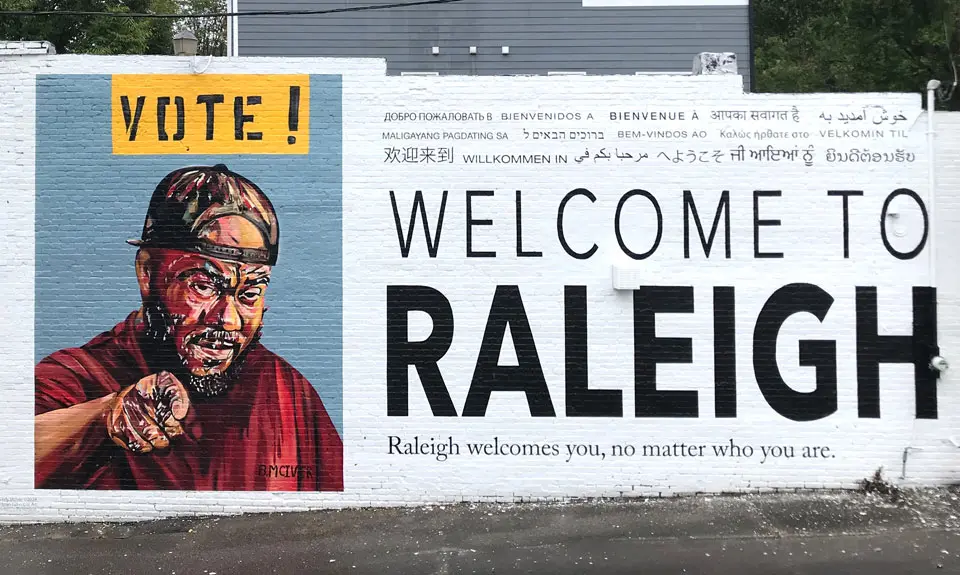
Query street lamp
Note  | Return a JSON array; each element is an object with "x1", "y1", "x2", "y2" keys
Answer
[{"x1": 173, "y1": 29, "x2": 198, "y2": 57}]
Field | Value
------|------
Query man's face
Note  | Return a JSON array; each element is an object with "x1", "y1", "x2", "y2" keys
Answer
[{"x1": 141, "y1": 248, "x2": 271, "y2": 379}]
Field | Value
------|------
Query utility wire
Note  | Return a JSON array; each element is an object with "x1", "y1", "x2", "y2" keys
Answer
[{"x1": 0, "y1": 0, "x2": 465, "y2": 18}]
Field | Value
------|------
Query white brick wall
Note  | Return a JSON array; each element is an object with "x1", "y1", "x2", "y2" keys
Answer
[
  {"x1": 1, "y1": 55, "x2": 958, "y2": 523},
  {"x1": 931, "y1": 108, "x2": 960, "y2": 475}
]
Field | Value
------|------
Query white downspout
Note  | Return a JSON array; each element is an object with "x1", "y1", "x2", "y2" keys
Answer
[
  {"x1": 926, "y1": 79, "x2": 940, "y2": 289},
  {"x1": 902, "y1": 80, "x2": 948, "y2": 481},
  {"x1": 225, "y1": 1, "x2": 231, "y2": 56},
  {"x1": 925, "y1": 79, "x2": 950, "y2": 379},
  {"x1": 233, "y1": 0, "x2": 240, "y2": 57},
  {"x1": 226, "y1": 0, "x2": 239, "y2": 57}
]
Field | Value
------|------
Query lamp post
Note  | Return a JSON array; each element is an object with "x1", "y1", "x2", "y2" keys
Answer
[{"x1": 173, "y1": 30, "x2": 199, "y2": 57}]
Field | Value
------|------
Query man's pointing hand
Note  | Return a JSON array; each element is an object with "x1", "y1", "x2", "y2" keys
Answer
[{"x1": 106, "y1": 371, "x2": 191, "y2": 453}]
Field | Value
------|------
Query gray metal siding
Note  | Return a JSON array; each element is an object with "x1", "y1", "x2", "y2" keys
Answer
[{"x1": 237, "y1": 0, "x2": 751, "y2": 89}]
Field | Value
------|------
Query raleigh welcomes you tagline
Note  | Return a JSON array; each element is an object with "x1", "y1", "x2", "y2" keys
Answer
[{"x1": 388, "y1": 436, "x2": 835, "y2": 464}]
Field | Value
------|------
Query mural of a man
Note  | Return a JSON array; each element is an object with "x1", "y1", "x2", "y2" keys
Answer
[{"x1": 34, "y1": 164, "x2": 343, "y2": 491}]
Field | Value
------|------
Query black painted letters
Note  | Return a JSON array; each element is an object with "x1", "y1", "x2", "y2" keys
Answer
[
  {"x1": 880, "y1": 188, "x2": 929, "y2": 260},
  {"x1": 386, "y1": 286, "x2": 457, "y2": 416},
  {"x1": 616, "y1": 190, "x2": 663, "y2": 260},
  {"x1": 196, "y1": 94, "x2": 225, "y2": 140},
  {"x1": 753, "y1": 190, "x2": 783, "y2": 259},
  {"x1": 463, "y1": 286, "x2": 555, "y2": 417},
  {"x1": 557, "y1": 188, "x2": 598, "y2": 259},
  {"x1": 466, "y1": 190, "x2": 496, "y2": 258},
  {"x1": 827, "y1": 190, "x2": 863, "y2": 258},
  {"x1": 390, "y1": 190, "x2": 448, "y2": 257},
  {"x1": 753, "y1": 283, "x2": 838, "y2": 422},
  {"x1": 565, "y1": 286, "x2": 622, "y2": 417},
  {"x1": 855, "y1": 286, "x2": 938, "y2": 419},
  {"x1": 684, "y1": 190, "x2": 731, "y2": 259},
  {"x1": 156, "y1": 96, "x2": 185, "y2": 141},
  {"x1": 633, "y1": 287, "x2": 697, "y2": 417},
  {"x1": 234, "y1": 95, "x2": 262, "y2": 140}
]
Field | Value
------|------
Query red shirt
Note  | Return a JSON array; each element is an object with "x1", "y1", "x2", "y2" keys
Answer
[{"x1": 35, "y1": 311, "x2": 343, "y2": 492}]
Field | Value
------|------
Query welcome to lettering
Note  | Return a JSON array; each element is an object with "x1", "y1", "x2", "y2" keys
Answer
[{"x1": 389, "y1": 187, "x2": 929, "y2": 261}]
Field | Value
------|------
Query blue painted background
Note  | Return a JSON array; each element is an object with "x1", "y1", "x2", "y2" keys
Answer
[{"x1": 35, "y1": 74, "x2": 343, "y2": 435}]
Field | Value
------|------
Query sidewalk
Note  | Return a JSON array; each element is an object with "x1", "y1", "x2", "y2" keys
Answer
[{"x1": 2, "y1": 486, "x2": 959, "y2": 574}]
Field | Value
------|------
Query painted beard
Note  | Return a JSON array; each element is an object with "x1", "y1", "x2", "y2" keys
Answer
[{"x1": 141, "y1": 300, "x2": 261, "y2": 398}]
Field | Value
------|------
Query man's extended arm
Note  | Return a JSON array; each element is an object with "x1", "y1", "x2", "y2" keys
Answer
[
  {"x1": 35, "y1": 371, "x2": 191, "y2": 487},
  {"x1": 35, "y1": 394, "x2": 117, "y2": 487}
]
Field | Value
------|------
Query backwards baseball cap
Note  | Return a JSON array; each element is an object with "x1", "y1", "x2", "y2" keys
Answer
[{"x1": 127, "y1": 164, "x2": 280, "y2": 266}]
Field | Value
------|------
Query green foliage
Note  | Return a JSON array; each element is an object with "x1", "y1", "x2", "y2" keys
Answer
[
  {"x1": 0, "y1": 0, "x2": 225, "y2": 56},
  {"x1": 0, "y1": 0, "x2": 177, "y2": 54},
  {"x1": 175, "y1": 0, "x2": 226, "y2": 56},
  {"x1": 754, "y1": 0, "x2": 960, "y2": 109}
]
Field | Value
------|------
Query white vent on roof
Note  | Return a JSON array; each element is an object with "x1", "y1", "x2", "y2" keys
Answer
[
  {"x1": 693, "y1": 52, "x2": 738, "y2": 75},
  {"x1": 0, "y1": 41, "x2": 56, "y2": 56}
]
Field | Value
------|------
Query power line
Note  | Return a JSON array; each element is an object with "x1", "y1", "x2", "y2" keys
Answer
[{"x1": 0, "y1": 0, "x2": 466, "y2": 19}]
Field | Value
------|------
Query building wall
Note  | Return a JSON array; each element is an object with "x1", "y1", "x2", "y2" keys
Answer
[
  {"x1": 1, "y1": 54, "x2": 958, "y2": 523},
  {"x1": 236, "y1": 0, "x2": 753, "y2": 89}
]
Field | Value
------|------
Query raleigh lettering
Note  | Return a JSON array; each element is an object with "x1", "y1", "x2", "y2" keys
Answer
[{"x1": 385, "y1": 283, "x2": 939, "y2": 421}]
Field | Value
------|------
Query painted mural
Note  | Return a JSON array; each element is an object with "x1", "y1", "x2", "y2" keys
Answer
[
  {"x1": 33, "y1": 74, "x2": 344, "y2": 491},
  {"x1": 3, "y1": 56, "x2": 959, "y2": 522}
]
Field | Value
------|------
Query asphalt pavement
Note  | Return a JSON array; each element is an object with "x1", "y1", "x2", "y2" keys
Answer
[{"x1": 2, "y1": 487, "x2": 960, "y2": 574}]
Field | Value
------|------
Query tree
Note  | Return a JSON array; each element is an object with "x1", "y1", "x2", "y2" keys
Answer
[
  {"x1": 173, "y1": 0, "x2": 226, "y2": 56},
  {"x1": 753, "y1": 0, "x2": 960, "y2": 109},
  {"x1": 0, "y1": 0, "x2": 226, "y2": 56},
  {"x1": 0, "y1": 0, "x2": 178, "y2": 55}
]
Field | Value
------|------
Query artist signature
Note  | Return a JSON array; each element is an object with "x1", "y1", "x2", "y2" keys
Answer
[{"x1": 255, "y1": 464, "x2": 314, "y2": 479}]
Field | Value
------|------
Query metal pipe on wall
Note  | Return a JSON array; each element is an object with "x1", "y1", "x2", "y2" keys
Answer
[{"x1": 926, "y1": 79, "x2": 940, "y2": 288}]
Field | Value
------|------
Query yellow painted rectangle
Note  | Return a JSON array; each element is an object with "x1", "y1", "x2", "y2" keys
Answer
[{"x1": 111, "y1": 74, "x2": 309, "y2": 155}]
